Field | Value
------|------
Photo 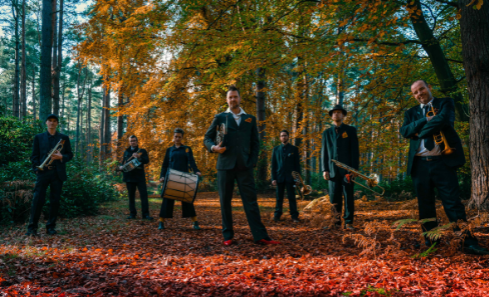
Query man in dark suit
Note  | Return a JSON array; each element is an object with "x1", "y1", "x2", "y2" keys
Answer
[
  {"x1": 321, "y1": 105, "x2": 359, "y2": 230},
  {"x1": 27, "y1": 114, "x2": 73, "y2": 236},
  {"x1": 119, "y1": 135, "x2": 153, "y2": 220},
  {"x1": 204, "y1": 86, "x2": 279, "y2": 246},
  {"x1": 271, "y1": 130, "x2": 301, "y2": 222},
  {"x1": 400, "y1": 79, "x2": 488, "y2": 255}
]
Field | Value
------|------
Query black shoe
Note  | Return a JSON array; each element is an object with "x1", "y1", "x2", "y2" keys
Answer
[
  {"x1": 126, "y1": 215, "x2": 136, "y2": 219},
  {"x1": 344, "y1": 224, "x2": 355, "y2": 231},
  {"x1": 143, "y1": 216, "x2": 154, "y2": 220},
  {"x1": 273, "y1": 217, "x2": 281, "y2": 222},
  {"x1": 192, "y1": 221, "x2": 201, "y2": 230},
  {"x1": 46, "y1": 229, "x2": 57, "y2": 235},
  {"x1": 26, "y1": 229, "x2": 38, "y2": 237},
  {"x1": 158, "y1": 222, "x2": 165, "y2": 230},
  {"x1": 463, "y1": 244, "x2": 489, "y2": 255},
  {"x1": 292, "y1": 218, "x2": 300, "y2": 223}
]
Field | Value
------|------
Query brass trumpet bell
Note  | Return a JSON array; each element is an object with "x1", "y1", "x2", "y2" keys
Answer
[{"x1": 331, "y1": 160, "x2": 386, "y2": 196}]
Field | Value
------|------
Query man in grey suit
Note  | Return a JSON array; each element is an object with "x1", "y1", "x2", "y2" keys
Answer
[
  {"x1": 400, "y1": 79, "x2": 488, "y2": 255},
  {"x1": 204, "y1": 86, "x2": 280, "y2": 246}
]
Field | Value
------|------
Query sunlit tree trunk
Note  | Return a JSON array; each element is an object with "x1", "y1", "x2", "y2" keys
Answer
[
  {"x1": 40, "y1": 0, "x2": 53, "y2": 120},
  {"x1": 255, "y1": 67, "x2": 267, "y2": 183}
]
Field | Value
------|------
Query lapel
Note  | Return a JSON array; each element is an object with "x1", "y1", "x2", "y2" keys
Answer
[
  {"x1": 225, "y1": 113, "x2": 238, "y2": 131},
  {"x1": 335, "y1": 124, "x2": 343, "y2": 140},
  {"x1": 240, "y1": 114, "x2": 250, "y2": 130},
  {"x1": 414, "y1": 105, "x2": 423, "y2": 120}
]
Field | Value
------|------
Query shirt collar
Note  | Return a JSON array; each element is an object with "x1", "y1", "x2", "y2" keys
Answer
[
  {"x1": 420, "y1": 97, "x2": 434, "y2": 109},
  {"x1": 46, "y1": 131, "x2": 58, "y2": 138},
  {"x1": 225, "y1": 107, "x2": 246, "y2": 115}
]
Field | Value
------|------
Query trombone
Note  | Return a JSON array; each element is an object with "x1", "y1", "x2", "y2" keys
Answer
[
  {"x1": 426, "y1": 104, "x2": 454, "y2": 155},
  {"x1": 331, "y1": 160, "x2": 385, "y2": 196}
]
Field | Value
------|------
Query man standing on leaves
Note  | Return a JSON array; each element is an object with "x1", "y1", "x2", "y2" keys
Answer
[
  {"x1": 321, "y1": 105, "x2": 359, "y2": 231},
  {"x1": 120, "y1": 135, "x2": 153, "y2": 220},
  {"x1": 27, "y1": 114, "x2": 73, "y2": 236},
  {"x1": 271, "y1": 130, "x2": 301, "y2": 223},
  {"x1": 204, "y1": 86, "x2": 280, "y2": 246},
  {"x1": 400, "y1": 79, "x2": 489, "y2": 255}
]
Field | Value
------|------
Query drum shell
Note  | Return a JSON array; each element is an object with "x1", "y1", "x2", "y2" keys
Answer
[{"x1": 161, "y1": 168, "x2": 200, "y2": 203}]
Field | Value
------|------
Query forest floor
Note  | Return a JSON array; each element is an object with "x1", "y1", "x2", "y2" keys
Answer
[{"x1": 1, "y1": 192, "x2": 489, "y2": 296}]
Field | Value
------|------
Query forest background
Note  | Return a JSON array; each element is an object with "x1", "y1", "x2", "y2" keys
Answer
[{"x1": 1, "y1": 0, "x2": 489, "y2": 219}]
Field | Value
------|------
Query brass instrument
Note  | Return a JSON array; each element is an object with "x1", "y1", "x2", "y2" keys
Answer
[
  {"x1": 331, "y1": 159, "x2": 385, "y2": 196},
  {"x1": 215, "y1": 115, "x2": 228, "y2": 146},
  {"x1": 118, "y1": 148, "x2": 142, "y2": 172},
  {"x1": 292, "y1": 171, "x2": 312, "y2": 200},
  {"x1": 426, "y1": 104, "x2": 454, "y2": 155},
  {"x1": 37, "y1": 139, "x2": 65, "y2": 171}
]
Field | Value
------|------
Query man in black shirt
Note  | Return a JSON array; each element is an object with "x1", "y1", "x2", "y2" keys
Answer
[
  {"x1": 27, "y1": 114, "x2": 73, "y2": 236},
  {"x1": 119, "y1": 135, "x2": 152, "y2": 220}
]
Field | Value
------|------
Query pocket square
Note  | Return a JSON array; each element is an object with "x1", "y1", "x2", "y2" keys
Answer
[
  {"x1": 245, "y1": 118, "x2": 252, "y2": 123},
  {"x1": 342, "y1": 132, "x2": 348, "y2": 138}
]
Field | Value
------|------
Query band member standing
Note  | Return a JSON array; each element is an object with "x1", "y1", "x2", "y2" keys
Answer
[
  {"x1": 204, "y1": 86, "x2": 280, "y2": 246},
  {"x1": 158, "y1": 128, "x2": 202, "y2": 230},
  {"x1": 400, "y1": 80, "x2": 489, "y2": 255},
  {"x1": 27, "y1": 114, "x2": 73, "y2": 236},
  {"x1": 271, "y1": 130, "x2": 301, "y2": 222},
  {"x1": 321, "y1": 105, "x2": 359, "y2": 230},
  {"x1": 119, "y1": 135, "x2": 153, "y2": 220}
]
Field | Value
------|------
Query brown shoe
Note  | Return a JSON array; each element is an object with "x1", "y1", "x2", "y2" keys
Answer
[{"x1": 344, "y1": 224, "x2": 355, "y2": 231}]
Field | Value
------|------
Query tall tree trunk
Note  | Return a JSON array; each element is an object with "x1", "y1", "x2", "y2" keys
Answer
[
  {"x1": 408, "y1": 0, "x2": 468, "y2": 121},
  {"x1": 40, "y1": 0, "x2": 53, "y2": 120},
  {"x1": 458, "y1": 0, "x2": 489, "y2": 209},
  {"x1": 13, "y1": 1, "x2": 20, "y2": 118},
  {"x1": 75, "y1": 64, "x2": 88, "y2": 155},
  {"x1": 99, "y1": 101, "x2": 105, "y2": 168},
  {"x1": 52, "y1": 0, "x2": 62, "y2": 115},
  {"x1": 255, "y1": 67, "x2": 267, "y2": 183},
  {"x1": 101, "y1": 85, "x2": 111, "y2": 163},
  {"x1": 87, "y1": 85, "x2": 92, "y2": 163},
  {"x1": 60, "y1": 81, "x2": 66, "y2": 131},
  {"x1": 20, "y1": 0, "x2": 27, "y2": 120},
  {"x1": 32, "y1": 68, "x2": 37, "y2": 120}
]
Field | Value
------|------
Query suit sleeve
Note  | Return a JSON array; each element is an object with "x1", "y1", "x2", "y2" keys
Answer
[
  {"x1": 188, "y1": 147, "x2": 200, "y2": 173},
  {"x1": 294, "y1": 146, "x2": 301, "y2": 173},
  {"x1": 400, "y1": 110, "x2": 427, "y2": 139},
  {"x1": 30, "y1": 135, "x2": 41, "y2": 171},
  {"x1": 351, "y1": 127, "x2": 360, "y2": 170},
  {"x1": 140, "y1": 149, "x2": 150, "y2": 165},
  {"x1": 271, "y1": 148, "x2": 277, "y2": 181},
  {"x1": 321, "y1": 131, "x2": 329, "y2": 172},
  {"x1": 61, "y1": 136, "x2": 73, "y2": 163},
  {"x1": 418, "y1": 99, "x2": 455, "y2": 138},
  {"x1": 160, "y1": 148, "x2": 170, "y2": 179},
  {"x1": 250, "y1": 117, "x2": 260, "y2": 166},
  {"x1": 204, "y1": 115, "x2": 219, "y2": 153}
]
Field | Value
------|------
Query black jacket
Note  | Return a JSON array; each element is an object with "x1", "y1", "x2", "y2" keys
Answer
[
  {"x1": 204, "y1": 112, "x2": 259, "y2": 171},
  {"x1": 321, "y1": 124, "x2": 359, "y2": 179},
  {"x1": 31, "y1": 131, "x2": 73, "y2": 181},
  {"x1": 122, "y1": 147, "x2": 149, "y2": 183},
  {"x1": 271, "y1": 143, "x2": 301, "y2": 183},
  {"x1": 160, "y1": 145, "x2": 200, "y2": 178},
  {"x1": 400, "y1": 97, "x2": 465, "y2": 176}
]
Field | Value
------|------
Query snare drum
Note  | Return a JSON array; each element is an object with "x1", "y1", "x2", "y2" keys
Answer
[
  {"x1": 161, "y1": 168, "x2": 200, "y2": 203},
  {"x1": 121, "y1": 158, "x2": 142, "y2": 172}
]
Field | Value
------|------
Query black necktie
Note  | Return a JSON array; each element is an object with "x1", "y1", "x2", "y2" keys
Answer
[{"x1": 423, "y1": 105, "x2": 435, "y2": 150}]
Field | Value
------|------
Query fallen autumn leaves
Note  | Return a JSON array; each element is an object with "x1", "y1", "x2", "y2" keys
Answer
[{"x1": 1, "y1": 193, "x2": 488, "y2": 296}]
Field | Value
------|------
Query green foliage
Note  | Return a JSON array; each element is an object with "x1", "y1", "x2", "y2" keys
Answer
[
  {"x1": 412, "y1": 243, "x2": 439, "y2": 259},
  {"x1": 422, "y1": 222, "x2": 455, "y2": 241}
]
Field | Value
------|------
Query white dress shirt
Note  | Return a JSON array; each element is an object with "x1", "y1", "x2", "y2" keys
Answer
[
  {"x1": 225, "y1": 107, "x2": 246, "y2": 126},
  {"x1": 416, "y1": 98, "x2": 441, "y2": 156}
]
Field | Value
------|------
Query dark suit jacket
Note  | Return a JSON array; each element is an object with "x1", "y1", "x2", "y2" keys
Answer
[
  {"x1": 31, "y1": 131, "x2": 73, "y2": 181},
  {"x1": 400, "y1": 97, "x2": 465, "y2": 176},
  {"x1": 159, "y1": 145, "x2": 200, "y2": 178},
  {"x1": 204, "y1": 112, "x2": 259, "y2": 171},
  {"x1": 321, "y1": 124, "x2": 359, "y2": 179},
  {"x1": 122, "y1": 147, "x2": 149, "y2": 183},
  {"x1": 271, "y1": 143, "x2": 300, "y2": 183}
]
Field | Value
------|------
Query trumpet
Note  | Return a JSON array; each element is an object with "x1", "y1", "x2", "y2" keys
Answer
[
  {"x1": 291, "y1": 171, "x2": 312, "y2": 200},
  {"x1": 37, "y1": 139, "x2": 65, "y2": 171},
  {"x1": 331, "y1": 160, "x2": 385, "y2": 196},
  {"x1": 426, "y1": 104, "x2": 454, "y2": 155}
]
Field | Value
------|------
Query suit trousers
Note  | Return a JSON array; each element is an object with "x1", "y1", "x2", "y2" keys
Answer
[
  {"x1": 217, "y1": 168, "x2": 270, "y2": 241},
  {"x1": 126, "y1": 181, "x2": 150, "y2": 217},
  {"x1": 28, "y1": 170, "x2": 63, "y2": 231},
  {"x1": 274, "y1": 182, "x2": 299, "y2": 219},
  {"x1": 329, "y1": 173, "x2": 355, "y2": 224},
  {"x1": 159, "y1": 198, "x2": 196, "y2": 218},
  {"x1": 412, "y1": 157, "x2": 477, "y2": 245}
]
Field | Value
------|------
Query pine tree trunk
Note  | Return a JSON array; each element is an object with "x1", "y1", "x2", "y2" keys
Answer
[
  {"x1": 20, "y1": 0, "x2": 27, "y2": 120},
  {"x1": 40, "y1": 0, "x2": 53, "y2": 120},
  {"x1": 255, "y1": 67, "x2": 267, "y2": 184},
  {"x1": 52, "y1": 0, "x2": 62, "y2": 115},
  {"x1": 102, "y1": 86, "x2": 111, "y2": 162},
  {"x1": 13, "y1": 1, "x2": 20, "y2": 118},
  {"x1": 458, "y1": 0, "x2": 489, "y2": 209},
  {"x1": 32, "y1": 68, "x2": 37, "y2": 120},
  {"x1": 87, "y1": 85, "x2": 92, "y2": 163}
]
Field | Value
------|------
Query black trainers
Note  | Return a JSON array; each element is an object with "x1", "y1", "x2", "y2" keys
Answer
[
  {"x1": 273, "y1": 217, "x2": 281, "y2": 222},
  {"x1": 126, "y1": 215, "x2": 136, "y2": 219},
  {"x1": 192, "y1": 221, "x2": 201, "y2": 230},
  {"x1": 46, "y1": 229, "x2": 57, "y2": 235},
  {"x1": 158, "y1": 222, "x2": 165, "y2": 230},
  {"x1": 292, "y1": 218, "x2": 300, "y2": 223},
  {"x1": 142, "y1": 216, "x2": 154, "y2": 220},
  {"x1": 26, "y1": 229, "x2": 38, "y2": 237}
]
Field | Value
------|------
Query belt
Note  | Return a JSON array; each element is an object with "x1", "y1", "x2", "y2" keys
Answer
[{"x1": 416, "y1": 155, "x2": 442, "y2": 161}]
